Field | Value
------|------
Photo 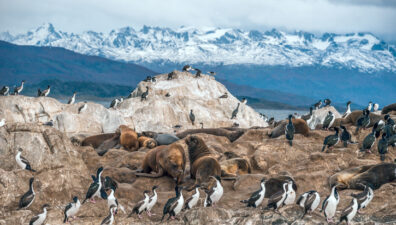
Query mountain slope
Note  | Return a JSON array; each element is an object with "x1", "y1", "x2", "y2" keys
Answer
[
  {"x1": 0, "y1": 40, "x2": 156, "y2": 85},
  {"x1": 1, "y1": 23, "x2": 395, "y2": 72}
]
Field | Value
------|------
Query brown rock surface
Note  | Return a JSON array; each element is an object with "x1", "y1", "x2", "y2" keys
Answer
[{"x1": 1, "y1": 121, "x2": 396, "y2": 225}]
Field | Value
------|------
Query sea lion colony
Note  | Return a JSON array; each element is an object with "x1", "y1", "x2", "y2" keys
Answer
[{"x1": 1, "y1": 67, "x2": 396, "y2": 225}]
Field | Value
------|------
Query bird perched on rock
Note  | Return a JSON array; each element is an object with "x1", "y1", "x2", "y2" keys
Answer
[
  {"x1": 162, "y1": 186, "x2": 184, "y2": 221},
  {"x1": 15, "y1": 148, "x2": 36, "y2": 172},
  {"x1": 189, "y1": 109, "x2": 195, "y2": 125},
  {"x1": 366, "y1": 101, "x2": 373, "y2": 111},
  {"x1": 321, "y1": 185, "x2": 339, "y2": 223},
  {"x1": 323, "y1": 111, "x2": 335, "y2": 130},
  {"x1": 284, "y1": 181, "x2": 296, "y2": 205},
  {"x1": 314, "y1": 100, "x2": 322, "y2": 110},
  {"x1": 83, "y1": 167, "x2": 106, "y2": 204},
  {"x1": 285, "y1": 115, "x2": 295, "y2": 146},
  {"x1": 355, "y1": 109, "x2": 370, "y2": 134},
  {"x1": 204, "y1": 176, "x2": 223, "y2": 207},
  {"x1": 343, "y1": 101, "x2": 352, "y2": 118},
  {"x1": 194, "y1": 68, "x2": 202, "y2": 78},
  {"x1": 378, "y1": 133, "x2": 388, "y2": 161},
  {"x1": 231, "y1": 103, "x2": 240, "y2": 119},
  {"x1": 14, "y1": 80, "x2": 25, "y2": 95},
  {"x1": 373, "y1": 103, "x2": 379, "y2": 112},
  {"x1": 266, "y1": 182, "x2": 288, "y2": 212},
  {"x1": 324, "y1": 98, "x2": 331, "y2": 107},
  {"x1": 182, "y1": 65, "x2": 192, "y2": 71},
  {"x1": 19, "y1": 177, "x2": 35, "y2": 209},
  {"x1": 37, "y1": 89, "x2": 42, "y2": 97},
  {"x1": 241, "y1": 98, "x2": 247, "y2": 104},
  {"x1": 40, "y1": 85, "x2": 50, "y2": 97},
  {"x1": 101, "y1": 205, "x2": 116, "y2": 225},
  {"x1": 109, "y1": 98, "x2": 119, "y2": 108},
  {"x1": 107, "y1": 186, "x2": 124, "y2": 215},
  {"x1": 339, "y1": 198, "x2": 358, "y2": 225},
  {"x1": 68, "y1": 92, "x2": 76, "y2": 104},
  {"x1": 351, "y1": 185, "x2": 373, "y2": 213},
  {"x1": 0, "y1": 86, "x2": 9, "y2": 95},
  {"x1": 29, "y1": 204, "x2": 49, "y2": 225},
  {"x1": 200, "y1": 122, "x2": 204, "y2": 129},
  {"x1": 167, "y1": 71, "x2": 176, "y2": 80},
  {"x1": 144, "y1": 76, "x2": 152, "y2": 82},
  {"x1": 104, "y1": 176, "x2": 118, "y2": 191},
  {"x1": 151, "y1": 76, "x2": 156, "y2": 82},
  {"x1": 219, "y1": 92, "x2": 228, "y2": 98},
  {"x1": 322, "y1": 127, "x2": 340, "y2": 152},
  {"x1": 297, "y1": 190, "x2": 320, "y2": 218},
  {"x1": 146, "y1": 185, "x2": 159, "y2": 217},
  {"x1": 141, "y1": 86, "x2": 149, "y2": 101},
  {"x1": 129, "y1": 190, "x2": 150, "y2": 219},
  {"x1": 241, "y1": 178, "x2": 266, "y2": 208},
  {"x1": 301, "y1": 107, "x2": 313, "y2": 121},
  {"x1": 64, "y1": 196, "x2": 81, "y2": 223},
  {"x1": 360, "y1": 123, "x2": 379, "y2": 153},
  {"x1": 340, "y1": 125, "x2": 354, "y2": 147},
  {"x1": 184, "y1": 185, "x2": 200, "y2": 210},
  {"x1": 78, "y1": 101, "x2": 87, "y2": 114}
]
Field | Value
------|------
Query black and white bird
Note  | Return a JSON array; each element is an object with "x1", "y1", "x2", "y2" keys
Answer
[
  {"x1": 324, "y1": 98, "x2": 331, "y2": 107},
  {"x1": 146, "y1": 185, "x2": 159, "y2": 216},
  {"x1": 109, "y1": 98, "x2": 119, "y2": 109},
  {"x1": 266, "y1": 182, "x2": 288, "y2": 212},
  {"x1": 231, "y1": 103, "x2": 240, "y2": 119},
  {"x1": 339, "y1": 198, "x2": 358, "y2": 225},
  {"x1": 200, "y1": 122, "x2": 204, "y2": 129},
  {"x1": 301, "y1": 107, "x2": 313, "y2": 121},
  {"x1": 351, "y1": 185, "x2": 373, "y2": 213},
  {"x1": 104, "y1": 176, "x2": 118, "y2": 192},
  {"x1": 355, "y1": 109, "x2": 370, "y2": 133},
  {"x1": 366, "y1": 101, "x2": 373, "y2": 111},
  {"x1": 167, "y1": 71, "x2": 175, "y2": 80},
  {"x1": 360, "y1": 123, "x2": 379, "y2": 153},
  {"x1": 322, "y1": 127, "x2": 340, "y2": 152},
  {"x1": 314, "y1": 100, "x2": 322, "y2": 110},
  {"x1": 64, "y1": 196, "x2": 81, "y2": 223},
  {"x1": 284, "y1": 181, "x2": 296, "y2": 205},
  {"x1": 78, "y1": 101, "x2": 87, "y2": 114},
  {"x1": 141, "y1": 86, "x2": 149, "y2": 101},
  {"x1": 285, "y1": 114, "x2": 295, "y2": 146},
  {"x1": 321, "y1": 185, "x2": 339, "y2": 223},
  {"x1": 14, "y1": 80, "x2": 25, "y2": 95},
  {"x1": 101, "y1": 205, "x2": 116, "y2": 225},
  {"x1": 373, "y1": 103, "x2": 379, "y2": 112},
  {"x1": 208, "y1": 71, "x2": 216, "y2": 76},
  {"x1": 374, "y1": 120, "x2": 385, "y2": 136},
  {"x1": 194, "y1": 68, "x2": 202, "y2": 77},
  {"x1": 240, "y1": 178, "x2": 266, "y2": 208},
  {"x1": 189, "y1": 109, "x2": 195, "y2": 125},
  {"x1": 0, "y1": 118, "x2": 5, "y2": 127},
  {"x1": 219, "y1": 92, "x2": 228, "y2": 98},
  {"x1": 184, "y1": 184, "x2": 200, "y2": 210},
  {"x1": 384, "y1": 115, "x2": 395, "y2": 138},
  {"x1": 204, "y1": 176, "x2": 223, "y2": 207},
  {"x1": 83, "y1": 167, "x2": 105, "y2": 204},
  {"x1": 151, "y1": 76, "x2": 156, "y2": 82},
  {"x1": 144, "y1": 76, "x2": 152, "y2": 82},
  {"x1": 0, "y1": 86, "x2": 10, "y2": 95},
  {"x1": 107, "y1": 187, "x2": 125, "y2": 215},
  {"x1": 182, "y1": 65, "x2": 192, "y2": 71},
  {"x1": 68, "y1": 92, "x2": 76, "y2": 104},
  {"x1": 343, "y1": 101, "x2": 352, "y2": 118},
  {"x1": 15, "y1": 148, "x2": 36, "y2": 172},
  {"x1": 29, "y1": 204, "x2": 49, "y2": 225},
  {"x1": 340, "y1": 125, "x2": 353, "y2": 147},
  {"x1": 322, "y1": 111, "x2": 335, "y2": 130},
  {"x1": 378, "y1": 133, "x2": 388, "y2": 161},
  {"x1": 161, "y1": 186, "x2": 184, "y2": 221},
  {"x1": 41, "y1": 85, "x2": 50, "y2": 97},
  {"x1": 297, "y1": 190, "x2": 320, "y2": 218},
  {"x1": 241, "y1": 98, "x2": 247, "y2": 104},
  {"x1": 129, "y1": 190, "x2": 150, "y2": 219},
  {"x1": 19, "y1": 177, "x2": 35, "y2": 209}
]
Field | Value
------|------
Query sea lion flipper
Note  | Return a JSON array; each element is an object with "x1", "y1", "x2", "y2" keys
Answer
[{"x1": 135, "y1": 168, "x2": 164, "y2": 178}]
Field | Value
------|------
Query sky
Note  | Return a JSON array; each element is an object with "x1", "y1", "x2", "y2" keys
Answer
[{"x1": 1, "y1": 0, "x2": 396, "y2": 41}]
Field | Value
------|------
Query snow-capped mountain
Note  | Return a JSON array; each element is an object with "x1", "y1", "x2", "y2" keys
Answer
[{"x1": 1, "y1": 23, "x2": 396, "y2": 72}]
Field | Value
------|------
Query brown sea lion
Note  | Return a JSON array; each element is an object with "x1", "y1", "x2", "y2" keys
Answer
[
  {"x1": 177, "y1": 128, "x2": 245, "y2": 142},
  {"x1": 382, "y1": 103, "x2": 396, "y2": 115},
  {"x1": 134, "y1": 143, "x2": 186, "y2": 184},
  {"x1": 268, "y1": 119, "x2": 309, "y2": 138},
  {"x1": 220, "y1": 158, "x2": 252, "y2": 176},
  {"x1": 118, "y1": 125, "x2": 139, "y2": 151},
  {"x1": 329, "y1": 163, "x2": 396, "y2": 190},
  {"x1": 342, "y1": 110, "x2": 383, "y2": 126},
  {"x1": 81, "y1": 133, "x2": 117, "y2": 148},
  {"x1": 185, "y1": 136, "x2": 235, "y2": 190},
  {"x1": 138, "y1": 136, "x2": 157, "y2": 149},
  {"x1": 96, "y1": 135, "x2": 121, "y2": 156}
]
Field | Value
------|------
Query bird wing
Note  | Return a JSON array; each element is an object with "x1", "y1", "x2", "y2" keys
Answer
[
  {"x1": 296, "y1": 194, "x2": 306, "y2": 205},
  {"x1": 100, "y1": 213, "x2": 111, "y2": 225},
  {"x1": 323, "y1": 115, "x2": 332, "y2": 126},
  {"x1": 163, "y1": 197, "x2": 178, "y2": 214},
  {"x1": 268, "y1": 190, "x2": 283, "y2": 205},
  {"x1": 340, "y1": 201, "x2": 354, "y2": 218},
  {"x1": 133, "y1": 199, "x2": 145, "y2": 212},
  {"x1": 304, "y1": 193, "x2": 316, "y2": 211},
  {"x1": 85, "y1": 182, "x2": 99, "y2": 199},
  {"x1": 20, "y1": 191, "x2": 34, "y2": 208},
  {"x1": 322, "y1": 196, "x2": 329, "y2": 211},
  {"x1": 19, "y1": 155, "x2": 31, "y2": 166},
  {"x1": 247, "y1": 189, "x2": 262, "y2": 205},
  {"x1": 64, "y1": 202, "x2": 73, "y2": 214}
]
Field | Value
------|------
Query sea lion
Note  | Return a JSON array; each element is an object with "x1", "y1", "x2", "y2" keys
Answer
[
  {"x1": 342, "y1": 110, "x2": 383, "y2": 126},
  {"x1": 135, "y1": 143, "x2": 186, "y2": 184},
  {"x1": 138, "y1": 136, "x2": 157, "y2": 149},
  {"x1": 220, "y1": 158, "x2": 252, "y2": 176},
  {"x1": 382, "y1": 103, "x2": 396, "y2": 115},
  {"x1": 264, "y1": 175, "x2": 298, "y2": 198},
  {"x1": 329, "y1": 163, "x2": 396, "y2": 190},
  {"x1": 118, "y1": 125, "x2": 139, "y2": 151},
  {"x1": 268, "y1": 119, "x2": 309, "y2": 138},
  {"x1": 185, "y1": 136, "x2": 235, "y2": 190},
  {"x1": 96, "y1": 135, "x2": 121, "y2": 156},
  {"x1": 141, "y1": 131, "x2": 180, "y2": 145},
  {"x1": 177, "y1": 128, "x2": 245, "y2": 142},
  {"x1": 81, "y1": 133, "x2": 117, "y2": 148}
]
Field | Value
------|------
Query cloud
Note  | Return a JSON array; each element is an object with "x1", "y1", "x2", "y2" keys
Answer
[{"x1": 0, "y1": 0, "x2": 395, "y2": 40}]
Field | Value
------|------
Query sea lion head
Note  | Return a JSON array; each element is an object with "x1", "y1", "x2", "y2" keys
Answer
[
  {"x1": 147, "y1": 139, "x2": 157, "y2": 149},
  {"x1": 185, "y1": 135, "x2": 201, "y2": 149}
]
